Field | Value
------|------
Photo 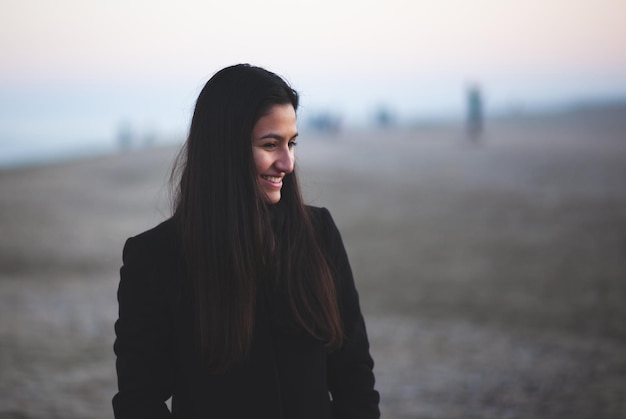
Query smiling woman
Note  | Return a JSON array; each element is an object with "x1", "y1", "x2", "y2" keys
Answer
[
  {"x1": 112, "y1": 64, "x2": 380, "y2": 419},
  {"x1": 252, "y1": 103, "x2": 298, "y2": 204}
]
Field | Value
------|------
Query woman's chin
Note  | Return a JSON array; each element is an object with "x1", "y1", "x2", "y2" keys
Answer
[{"x1": 262, "y1": 191, "x2": 281, "y2": 204}]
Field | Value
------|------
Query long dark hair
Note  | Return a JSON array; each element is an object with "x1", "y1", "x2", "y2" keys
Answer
[{"x1": 171, "y1": 64, "x2": 343, "y2": 374}]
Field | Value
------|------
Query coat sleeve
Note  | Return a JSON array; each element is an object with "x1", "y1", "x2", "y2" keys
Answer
[
  {"x1": 112, "y1": 236, "x2": 174, "y2": 419},
  {"x1": 318, "y1": 208, "x2": 381, "y2": 419}
]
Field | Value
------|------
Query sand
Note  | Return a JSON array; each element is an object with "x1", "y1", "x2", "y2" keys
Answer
[{"x1": 1, "y1": 105, "x2": 625, "y2": 418}]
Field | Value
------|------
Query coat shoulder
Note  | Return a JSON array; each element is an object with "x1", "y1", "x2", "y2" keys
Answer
[
  {"x1": 129, "y1": 217, "x2": 178, "y2": 246},
  {"x1": 122, "y1": 217, "x2": 181, "y2": 270},
  {"x1": 306, "y1": 205, "x2": 342, "y2": 248},
  {"x1": 306, "y1": 205, "x2": 333, "y2": 232},
  {"x1": 305, "y1": 205, "x2": 328, "y2": 219}
]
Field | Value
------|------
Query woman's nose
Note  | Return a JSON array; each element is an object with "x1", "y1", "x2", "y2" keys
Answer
[{"x1": 275, "y1": 147, "x2": 294, "y2": 173}]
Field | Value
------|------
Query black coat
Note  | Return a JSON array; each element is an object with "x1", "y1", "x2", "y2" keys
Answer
[{"x1": 113, "y1": 206, "x2": 380, "y2": 418}]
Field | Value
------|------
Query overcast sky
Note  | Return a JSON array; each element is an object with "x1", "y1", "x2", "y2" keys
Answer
[{"x1": 2, "y1": 0, "x2": 626, "y2": 131}]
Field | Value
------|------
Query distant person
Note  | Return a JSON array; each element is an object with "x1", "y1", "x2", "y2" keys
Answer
[
  {"x1": 112, "y1": 64, "x2": 380, "y2": 418},
  {"x1": 116, "y1": 120, "x2": 133, "y2": 150},
  {"x1": 374, "y1": 106, "x2": 394, "y2": 128},
  {"x1": 466, "y1": 84, "x2": 484, "y2": 140}
]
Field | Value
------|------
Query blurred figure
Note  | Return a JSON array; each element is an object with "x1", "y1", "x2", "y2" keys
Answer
[
  {"x1": 374, "y1": 105, "x2": 395, "y2": 128},
  {"x1": 466, "y1": 83, "x2": 484, "y2": 141},
  {"x1": 116, "y1": 120, "x2": 134, "y2": 150},
  {"x1": 307, "y1": 111, "x2": 342, "y2": 134}
]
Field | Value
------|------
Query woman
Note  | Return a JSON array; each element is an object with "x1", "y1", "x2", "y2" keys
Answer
[{"x1": 113, "y1": 64, "x2": 380, "y2": 418}]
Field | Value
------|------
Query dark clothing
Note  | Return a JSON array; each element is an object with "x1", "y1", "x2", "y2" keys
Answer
[{"x1": 113, "y1": 206, "x2": 380, "y2": 418}]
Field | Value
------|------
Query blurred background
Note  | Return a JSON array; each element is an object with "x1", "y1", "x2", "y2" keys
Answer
[
  {"x1": 2, "y1": 0, "x2": 625, "y2": 166},
  {"x1": 1, "y1": 0, "x2": 625, "y2": 418}
]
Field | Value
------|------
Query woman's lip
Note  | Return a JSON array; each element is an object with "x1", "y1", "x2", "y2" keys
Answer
[{"x1": 261, "y1": 175, "x2": 283, "y2": 187}]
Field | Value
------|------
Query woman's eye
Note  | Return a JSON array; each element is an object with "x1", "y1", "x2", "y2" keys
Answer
[
  {"x1": 288, "y1": 141, "x2": 298, "y2": 148},
  {"x1": 262, "y1": 143, "x2": 277, "y2": 149}
]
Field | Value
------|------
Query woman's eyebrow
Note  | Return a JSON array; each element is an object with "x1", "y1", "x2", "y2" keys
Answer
[{"x1": 258, "y1": 132, "x2": 299, "y2": 141}]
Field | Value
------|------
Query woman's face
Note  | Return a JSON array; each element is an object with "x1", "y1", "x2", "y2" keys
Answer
[{"x1": 251, "y1": 103, "x2": 298, "y2": 204}]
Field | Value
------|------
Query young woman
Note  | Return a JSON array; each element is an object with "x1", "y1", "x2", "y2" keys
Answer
[{"x1": 113, "y1": 64, "x2": 380, "y2": 418}]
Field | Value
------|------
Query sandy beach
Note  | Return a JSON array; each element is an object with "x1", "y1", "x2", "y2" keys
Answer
[{"x1": 1, "y1": 104, "x2": 626, "y2": 418}]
